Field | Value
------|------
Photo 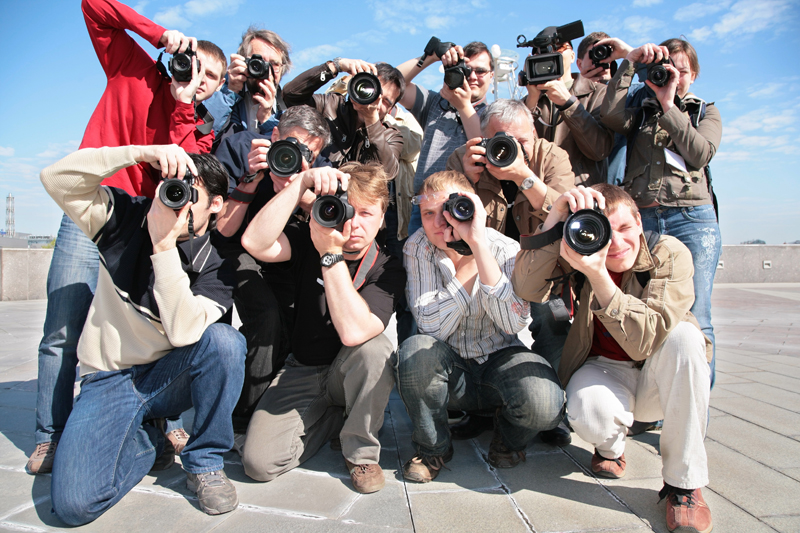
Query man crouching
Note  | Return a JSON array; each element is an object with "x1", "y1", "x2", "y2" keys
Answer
[
  {"x1": 512, "y1": 184, "x2": 713, "y2": 533},
  {"x1": 41, "y1": 145, "x2": 244, "y2": 525}
]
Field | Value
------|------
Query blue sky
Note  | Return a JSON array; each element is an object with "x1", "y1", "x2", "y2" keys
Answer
[{"x1": 1, "y1": 0, "x2": 798, "y2": 243}]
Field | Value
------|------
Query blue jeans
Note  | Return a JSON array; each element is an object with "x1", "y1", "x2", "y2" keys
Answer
[
  {"x1": 639, "y1": 204, "x2": 721, "y2": 388},
  {"x1": 394, "y1": 335, "x2": 565, "y2": 455},
  {"x1": 50, "y1": 324, "x2": 245, "y2": 526},
  {"x1": 35, "y1": 215, "x2": 99, "y2": 445}
]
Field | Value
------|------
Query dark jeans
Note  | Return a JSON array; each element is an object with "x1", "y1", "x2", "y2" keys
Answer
[
  {"x1": 50, "y1": 324, "x2": 245, "y2": 526},
  {"x1": 394, "y1": 335, "x2": 565, "y2": 455},
  {"x1": 528, "y1": 301, "x2": 571, "y2": 375}
]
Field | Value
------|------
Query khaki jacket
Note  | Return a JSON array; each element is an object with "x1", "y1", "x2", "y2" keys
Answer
[
  {"x1": 385, "y1": 110, "x2": 423, "y2": 240},
  {"x1": 512, "y1": 232, "x2": 713, "y2": 386},
  {"x1": 528, "y1": 74, "x2": 614, "y2": 187},
  {"x1": 282, "y1": 62, "x2": 404, "y2": 180},
  {"x1": 600, "y1": 59, "x2": 722, "y2": 207},
  {"x1": 446, "y1": 138, "x2": 575, "y2": 236}
]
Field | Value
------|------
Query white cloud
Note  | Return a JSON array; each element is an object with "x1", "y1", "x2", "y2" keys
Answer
[
  {"x1": 0, "y1": 147, "x2": 14, "y2": 157},
  {"x1": 633, "y1": 0, "x2": 662, "y2": 6},
  {"x1": 35, "y1": 141, "x2": 80, "y2": 160},
  {"x1": 674, "y1": 0, "x2": 731, "y2": 22},
  {"x1": 747, "y1": 82, "x2": 785, "y2": 98},
  {"x1": 132, "y1": 1, "x2": 149, "y2": 14},
  {"x1": 586, "y1": 15, "x2": 665, "y2": 45},
  {"x1": 153, "y1": 6, "x2": 190, "y2": 29},
  {"x1": 721, "y1": 107, "x2": 800, "y2": 158},
  {"x1": 687, "y1": 0, "x2": 794, "y2": 42},
  {"x1": 425, "y1": 15, "x2": 453, "y2": 30},
  {"x1": 689, "y1": 26, "x2": 714, "y2": 41},
  {"x1": 184, "y1": 0, "x2": 243, "y2": 17},
  {"x1": 293, "y1": 44, "x2": 345, "y2": 67},
  {"x1": 153, "y1": 0, "x2": 243, "y2": 30},
  {"x1": 368, "y1": 0, "x2": 485, "y2": 34}
]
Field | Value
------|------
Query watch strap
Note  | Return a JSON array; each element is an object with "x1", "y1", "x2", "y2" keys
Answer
[
  {"x1": 229, "y1": 187, "x2": 256, "y2": 203},
  {"x1": 320, "y1": 252, "x2": 344, "y2": 268}
]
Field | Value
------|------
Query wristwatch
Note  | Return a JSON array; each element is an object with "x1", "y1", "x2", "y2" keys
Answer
[
  {"x1": 519, "y1": 175, "x2": 538, "y2": 191},
  {"x1": 320, "y1": 252, "x2": 344, "y2": 268}
]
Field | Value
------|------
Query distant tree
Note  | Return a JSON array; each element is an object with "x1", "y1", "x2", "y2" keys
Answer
[
  {"x1": 741, "y1": 239, "x2": 766, "y2": 244},
  {"x1": 42, "y1": 238, "x2": 56, "y2": 249},
  {"x1": 788, "y1": 240, "x2": 800, "y2": 245}
]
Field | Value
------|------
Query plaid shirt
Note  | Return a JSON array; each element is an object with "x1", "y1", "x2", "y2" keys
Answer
[{"x1": 404, "y1": 228, "x2": 530, "y2": 363}]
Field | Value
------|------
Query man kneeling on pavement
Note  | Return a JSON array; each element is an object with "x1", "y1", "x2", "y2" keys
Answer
[
  {"x1": 40, "y1": 144, "x2": 245, "y2": 524},
  {"x1": 512, "y1": 184, "x2": 713, "y2": 533},
  {"x1": 395, "y1": 170, "x2": 565, "y2": 482}
]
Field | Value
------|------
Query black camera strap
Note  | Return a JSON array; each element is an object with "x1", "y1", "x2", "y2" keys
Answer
[
  {"x1": 194, "y1": 103, "x2": 214, "y2": 136},
  {"x1": 351, "y1": 240, "x2": 379, "y2": 290},
  {"x1": 156, "y1": 52, "x2": 171, "y2": 81},
  {"x1": 520, "y1": 221, "x2": 564, "y2": 250}
]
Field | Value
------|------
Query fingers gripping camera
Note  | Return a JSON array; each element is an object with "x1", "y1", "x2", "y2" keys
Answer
[{"x1": 169, "y1": 49, "x2": 200, "y2": 82}]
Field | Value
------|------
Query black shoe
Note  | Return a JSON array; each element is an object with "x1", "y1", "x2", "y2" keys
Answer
[
  {"x1": 539, "y1": 423, "x2": 572, "y2": 447},
  {"x1": 627, "y1": 420, "x2": 662, "y2": 436},
  {"x1": 147, "y1": 418, "x2": 175, "y2": 472},
  {"x1": 450, "y1": 414, "x2": 494, "y2": 440}
]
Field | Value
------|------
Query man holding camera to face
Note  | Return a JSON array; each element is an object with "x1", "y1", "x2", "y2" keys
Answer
[
  {"x1": 40, "y1": 144, "x2": 245, "y2": 524},
  {"x1": 239, "y1": 163, "x2": 405, "y2": 494},
  {"x1": 395, "y1": 170, "x2": 564, "y2": 483},
  {"x1": 520, "y1": 22, "x2": 614, "y2": 187},
  {"x1": 512, "y1": 184, "x2": 713, "y2": 533}
]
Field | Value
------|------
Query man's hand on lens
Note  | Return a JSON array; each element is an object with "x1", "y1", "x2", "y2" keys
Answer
[
  {"x1": 227, "y1": 53, "x2": 248, "y2": 93},
  {"x1": 254, "y1": 78, "x2": 277, "y2": 122},
  {"x1": 486, "y1": 138, "x2": 532, "y2": 186},
  {"x1": 593, "y1": 38, "x2": 633, "y2": 63},
  {"x1": 133, "y1": 144, "x2": 197, "y2": 180},
  {"x1": 337, "y1": 58, "x2": 377, "y2": 76},
  {"x1": 440, "y1": 45, "x2": 464, "y2": 68},
  {"x1": 300, "y1": 167, "x2": 349, "y2": 197},
  {"x1": 559, "y1": 232, "x2": 611, "y2": 280},
  {"x1": 462, "y1": 137, "x2": 487, "y2": 184},
  {"x1": 542, "y1": 186, "x2": 606, "y2": 232},
  {"x1": 172, "y1": 56, "x2": 206, "y2": 104},
  {"x1": 148, "y1": 182, "x2": 193, "y2": 253},
  {"x1": 310, "y1": 218, "x2": 349, "y2": 257},
  {"x1": 535, "y1": 79, "x2": 572, "y2": 107},
  {"x1": 160, "y1": 30, "x2": 196, "y2": 55}
]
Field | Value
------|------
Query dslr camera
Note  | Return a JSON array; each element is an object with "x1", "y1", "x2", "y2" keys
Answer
[
  {"x1": 444, "y1": 60, "x2": 472, "y2": 90},
  {"x1": 348, "y1": 72, "x2": 382, "y2": 105},
  {"x1": 246, "y1": 54, "x2": 274, "y2": 80},
  {"x1": 312, "y1": 182, "x2": 355, "y2": 229},
  {"x1": 443, "y1": 192, "x2": 475, "y2": 222},
  {"x1": 646, "y1": 58, "x2": 671, "y2": 87},
  {"x1": 477, "y1": 132, "x2": 518, "y2": 168},
  {"x1": 517, "y1": 20, "x2": 584, "y2": 85},
  {"x1": 588, "y1": 43, "x2": 618, "y2": 75},
  {"x1": 417, "y1": 36, "x2": 456, "y2": 67},
  {"x1": 267, "y1": 137, "x2": 314, "y2": 178},
  {"x1": 563, "y1": 201, "x2": 611, "y2": 255},
  {"x1": 159, "y1": 170, "x2": 198, "y2": 210},
  {"x1": 169, "y1": 49, "x2": 200, "y2": 83}
]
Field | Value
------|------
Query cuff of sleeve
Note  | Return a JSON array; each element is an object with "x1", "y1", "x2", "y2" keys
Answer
[
  {"x1": 151, "y1": 247, "x2": 185, "y2": 282},
  {"x1": 617, "y1": 59, "x2": 635, "y2": 89},
  {"x1": 445, "y1": 277, "x2": 471, "y2": 314},
  {"x1": 593, "y1": 287, "x2": 627, "y2": 322},
  {"x1": 555, "y1": 95, "x2": 577, "y2": 111},
  {"x1": 531, "y1": 186, "x2": 560, "y2": 221},
  {"x1": 479, "y1": 273, "x2": 512, "y2": 300}
]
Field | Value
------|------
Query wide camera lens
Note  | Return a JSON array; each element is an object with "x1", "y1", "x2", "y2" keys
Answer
[
  {"x1": 444, "y1": 193, "x2": 475, "y2": 222},
  {"x1": 485, "y1": 135, "x2": 518, "y2": 168},
  {"x1": 267, "y1": 141, "x2": 303, "y2": 178},
  {"x1": 563, "y1": 208, "x2": 611, "y2": 255},
  {"x1": 647, "y1": 64, "x2": 669, "y2": 87},
  {"x1": 348, "y1": 72, "x2": 381, "y2": 105},
  {"x1": 166, "y1": 185, "x2": 184, "y2": 203},
  {"x1": 159, "y1": 178, "x2": 190, "y2": 209},
  {"x1": 312, "y1": 192, "x2": 355, "y2": 228},
  {"x1": 589, "y1": 44, "x2": 611, "y2": 62}
]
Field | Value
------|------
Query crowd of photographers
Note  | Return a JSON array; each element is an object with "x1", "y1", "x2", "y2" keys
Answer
[{"x1": 30, "y1": 2, "x2": 721, "y2": 532}]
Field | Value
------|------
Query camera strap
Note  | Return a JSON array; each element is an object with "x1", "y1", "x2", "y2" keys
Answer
[
  {"x1": 351, "y1": 240, "x2": 379, "y2": 291},
  {"x1": 194, "y1": 103, "x2": 214, "y2": 135},
  {"x1": 155, "y1": 52, "x2": 171, "y2": 81},
  {"x1": 520, "y1": 221, "x2": 564, "y2": 250}
]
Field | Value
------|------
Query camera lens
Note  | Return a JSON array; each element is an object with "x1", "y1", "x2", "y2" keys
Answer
[
  {"x1": 312, "y1": 191, "x2": 355, "y2": 228},
  {"x1": 159, "y1": 178, "x2": 192, "y2": 209},
  {"x1": 267, "y1": 140, "x2": 303, "y2": 178},
  {"x1": 484, "y1": 135, "x2": 518, "y2": 168},
  {"x1": 589, "y1": 44, "x2": 611, "y2": 62},
  {"x1": 647, "y1": 64, "x2": 670, "y2": 87},
  {"x1": 247, "y1": 55, "x2": 271, "y2": 80},
  {"x1": 165, "y1": 184, "x2": 184, "y2": 203},
  {"x1": 563, "y1": 208, "x2": 612, "y2": 255},
  {"x1": 534, "y1": 60, "x2": 556, "y2": 75},
  {"x1": 444, "y1": 193, "x2": 475, "y2": 222},
  {"x1": 348, "y1": 72, "x2": 382, "y2": 105}
]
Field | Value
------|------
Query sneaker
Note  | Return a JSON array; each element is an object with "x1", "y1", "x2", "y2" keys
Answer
[
  {"x1": 539, "y1": 422, "x2": 572, "y2": 447},
  {"x1": 344, "y1": 460, "x2": 385, "y2": 493},
  {"x1": 26, "y1": 442, "x2": 57, "y2": 475},
  {"x1": 591, "y1": 449, "x2": 626, "y2": 479},
  {"x1": 166, "y1": 428, "x2": 190, "y2": 455},
  {"x1": 487, "y1": 431, "x2": 526, "y2": 468},
  {"x1": 186, "y1": 470, "x2": 238, "y2": 515},
  {"x1": 659, "y1": 483, "x2": 713, "y2": 533},
  {"x1": 402, "y1": 446, "x2": 454, "y2": 483}
]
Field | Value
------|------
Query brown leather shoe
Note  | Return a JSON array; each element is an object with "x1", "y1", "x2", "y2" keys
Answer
[
  {"x1": 402, "y1": 446, "x2": 454, "y2": 483},
  {"x1": 345, "y1": 460, "x2": 385, "y2": 493},
  {"x1": 487, "y1": 431, "x2": 526, "y2": 468},
  {"x1": 591, "y1": 449, "x2": 626, "y2": 478},
  {"x1": 659, "y1": 484, "x2": 713, "y2": 533},
  {"x1": 26, "y1": 442, "x2": 57, "y2": 475}
]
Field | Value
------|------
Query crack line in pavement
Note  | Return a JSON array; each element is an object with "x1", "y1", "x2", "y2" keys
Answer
[{"x1": 388, "y1": 404, "x2": 417, "y2": 532}]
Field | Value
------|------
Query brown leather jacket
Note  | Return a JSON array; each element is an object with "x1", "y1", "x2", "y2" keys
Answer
[
  {"x1": 600, "y1": 59, "x2": 722, "y2": 207},
  {"x1": 446, "y1": 138, "x2": 575, "y2": 235},
  {"x1": 527, "y1": 74, "x2": 614, "y2": 187},
  {"x1": 282, "y1": 62, "x2": 403, "y2": 180},
  {"x1": 512, "y1": 232, "x2": 713, "y2": 386}
]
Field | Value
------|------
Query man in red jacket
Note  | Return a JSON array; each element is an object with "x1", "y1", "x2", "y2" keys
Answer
[{"x1": 28, "y1": 0, "x2": 226, "y2": 476}]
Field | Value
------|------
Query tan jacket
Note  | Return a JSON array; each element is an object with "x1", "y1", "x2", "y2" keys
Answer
[
  {"x1": 446, "y1": 138, "x2": 575, "y2": 236},
  {"x1": 512, "y1": 232, "x2": 713, "y2": 386},
  {"x1": 385, "y1": 110, "x2": 423, "y2": 240},
  {"x1": 528, "y1": 74, "x2": 614, "y2": 186},
  {"x1": 600, "y1": 59, "x2": 722, "y2": 207}
]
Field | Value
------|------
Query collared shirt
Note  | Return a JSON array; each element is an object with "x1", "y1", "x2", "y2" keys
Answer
[{"x1": 404, "y1": 227, "x2": 529, "y2": 363}]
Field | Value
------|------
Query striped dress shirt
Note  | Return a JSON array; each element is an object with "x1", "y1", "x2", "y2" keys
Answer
[{"x1": 404, "y1": 227, "x2": 530, "y2": 363}]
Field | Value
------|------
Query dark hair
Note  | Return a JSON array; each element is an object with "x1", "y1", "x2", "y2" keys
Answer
[
  {"x1": 278, "y1": 106, "x2": 331, "y2": 147},
  {"x1": 660, "y1": 38, "x2": 700, "y2": 77},
  {"x1": 375, "y1": 62, "x2": 406, "y2": 105},
  {"x1": 464, "y1": 41, "x2": 494, "y2": 71},
  {"x1": 577, "y1": 31, "x2": 610, "y2": 61},
  {"x1": 238, "y1": 27, "x2": 292, "y2": 77},
  {"x1": 189, "y1": 153, "x2": 229, "y2": 204},
  {"x1": 197, "y1": 40, "x2": 227, "y2": 70},
  {"x1": 590, "y1": 183, "x2": 639, "y2": 216}
]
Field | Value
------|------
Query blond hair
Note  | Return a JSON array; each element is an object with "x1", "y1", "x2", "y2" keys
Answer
[{"x1": 339, "y1": 162, "x2": 390, "y2": 213}]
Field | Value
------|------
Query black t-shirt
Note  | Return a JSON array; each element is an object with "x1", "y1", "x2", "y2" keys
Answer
[
  {"x1": 500, "y1": 180, "x2": 521, "y2": 242},
  {"x1": 284, "y1": 221, "x2": 406, "y2": 366}
]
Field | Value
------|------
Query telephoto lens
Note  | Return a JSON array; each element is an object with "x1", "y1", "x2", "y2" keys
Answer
[
  {"x1": 481, "y1": 132, "x2": 518, "y2": 168},
  {"x1": 159, "y1": 171, "x2": 199, "y2": 210},
  {"x1": 246, "y1": 54, "x2": 272, "y2": 80},
  {"x1": 588, "y1": 44, "x2": 612, "y2": 63},
  {"x1": 563, "y1": 201, "x2": 612, "y2": 255},
  {"x1": 169, "y1": 50, "x2": 196, "y2": 82},
  {"x1": 646, "y1": 60, "x2": 670, "y2": 87},
  {"x1": 348, "y1": 72, "x2": 382, "y2": 105},
  {"x1": 443, "y1": 193, "x2": 475, "y2": 222},
  {"x1": 312, "y1": 185, "x2": 356, "y2": 229},
  {"x1": 267, "y1": 138, "x2": 313, "y2": 178}
]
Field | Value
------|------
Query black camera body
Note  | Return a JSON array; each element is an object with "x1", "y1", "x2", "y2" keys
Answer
[
  {"x1": 159, "y1": 170, "x2": 199, "y2": 210},
  {"x1": 517, "y1": 20, "x2": 584, "y2": 85},
  {"x1": 267, "y1": 137, "x2": 314, "y2": 178},
  {"x1": 444, "y1": 60, "x2": 472, "y2": 90},
  {"x1": 588, "y1": 43, "x2": 618, "y2": 75},
  {"x1": 348, "y1": 72, "x2": 382, "y2": 105},
  {"x1": 443, "y1": 193, "x2": 475, "y2": 222},
  {"x1": 312, "y1": 183, "x2": 355, "y2": 229},
  {"x1": 477, "y1": 132, "x2": 518, "y2": 168},
  {"x1": 647, "y1": 58, "x2": 671, "y2": 87},
  {"x1": 246, "y1": 54, "x2": 274, "y2": 80},
  {"x1": 563, "y1": 201, "x2": 612, "y2": 255},
  {"x1": 169, "y1": 49, "x2": 199, "y2": 83}
]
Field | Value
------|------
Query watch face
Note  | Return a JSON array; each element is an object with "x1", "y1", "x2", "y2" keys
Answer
[{"x1": 321, "y1": 254, "x2": 333, "y2": 266}]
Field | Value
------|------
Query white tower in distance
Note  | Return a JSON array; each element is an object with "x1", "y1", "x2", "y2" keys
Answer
[{"x1": 6, "y1": 193, "x2": 14, "y2": 238}]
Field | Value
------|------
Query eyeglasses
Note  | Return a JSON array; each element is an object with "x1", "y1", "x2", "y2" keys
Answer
[
  {"x1": 470, "y1": 67, "x2": 492, "y2": 77},
  {"x1": 411, "y1": 191, "x2": 453, "y2": 206}
]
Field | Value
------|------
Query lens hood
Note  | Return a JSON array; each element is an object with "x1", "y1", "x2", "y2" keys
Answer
[
  {"x1": 563, "y1": 205, "x2": 611, "y2": 255},
  {"x1": 348, "y1": 72, "x2": 382, "y2": 105}
]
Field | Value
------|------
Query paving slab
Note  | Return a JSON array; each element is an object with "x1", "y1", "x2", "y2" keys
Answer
[
  {"x1": 710, "y1": 396, "x2": 800, "y2": 438},
  {"x1": 763, "y1": 515, "x2": 800, "y2": 533},
  {"x1": 408, "y1": 489, "x2": 529, "y2": 533},
  {"x1": 716, "y1": 382, "x2": 800, "y2": 412},
  {"x1": 707, "y1": 415, "x2": 800, "y2": 469}
]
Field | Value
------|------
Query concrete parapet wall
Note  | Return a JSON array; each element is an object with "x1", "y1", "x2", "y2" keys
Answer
[
  {"x1": 716, "y1": 245, "x2": 800, "y2": 283},
  {"x1": 0, "y1": 248, "x2": 52, "y2": 301}
]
